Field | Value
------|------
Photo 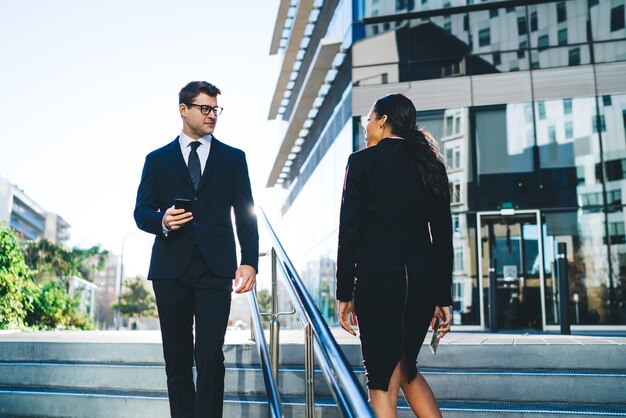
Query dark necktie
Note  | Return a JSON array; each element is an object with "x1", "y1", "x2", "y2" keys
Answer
[{"x1": 188, "y1": 141, "x2": 201, "y2": 190}]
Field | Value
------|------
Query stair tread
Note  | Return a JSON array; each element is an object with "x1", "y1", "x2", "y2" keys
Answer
[
  {"x1": 1, "y1": 387, "x2": 625, "y2": 415},
  {"x1": 2, "y1": 361, "x2": 625, "y2": 378}
]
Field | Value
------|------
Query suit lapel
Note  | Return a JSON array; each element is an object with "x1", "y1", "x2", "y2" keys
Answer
[
  {"x1": 197, "y1": 137, "x2": 221, "y2": 192},
  {"x1": 166, "y1": 137, "x2": 195, "y2": 190}
]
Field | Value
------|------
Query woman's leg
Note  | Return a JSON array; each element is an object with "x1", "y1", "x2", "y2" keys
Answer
[
  {"x1": 368, "y1": 359, "x2": 404, "y2": 418},
  {"x1": 399, "y1": 357, "x2": 442, "y2": 418}
]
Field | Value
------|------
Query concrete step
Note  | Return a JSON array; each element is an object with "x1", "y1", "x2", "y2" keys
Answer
[
  {"x1": 1, "y1": 361, "x2": 624, "y2": 404},
  {"x1": 2, "y1": 339, "x2": 625, "y2": 370},
  {"x1": 1, "y1": 388, "x2": 625, "y2": 418},
  {"x1": 1, "y1": 334, "x2": 624, "y2": 417}
]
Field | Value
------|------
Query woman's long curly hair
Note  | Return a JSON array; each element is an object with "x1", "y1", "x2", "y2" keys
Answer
[{"x1": 373, "y1": 93, "x2": 450, "y2": 201}]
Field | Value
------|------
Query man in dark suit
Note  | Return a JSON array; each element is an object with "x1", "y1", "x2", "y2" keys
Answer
[{"x1": 134, "y1": 81, "x2": 258, "y2": 418}]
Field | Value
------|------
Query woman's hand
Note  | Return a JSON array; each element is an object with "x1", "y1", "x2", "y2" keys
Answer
[
  {"x1": 431, "y1": 306, "x2": 451, "y2": 340},
  {"x1": 338, "y1": 300, "x2": 358, "y2": 336}
]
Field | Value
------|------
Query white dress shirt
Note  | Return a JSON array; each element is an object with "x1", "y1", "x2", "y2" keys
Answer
[
  {"x1": 162, "y1": 132, "x2": 213, "y2": 234},
  {"x1": 178, "y1": 131, "x2": 212, "y2": 175}
]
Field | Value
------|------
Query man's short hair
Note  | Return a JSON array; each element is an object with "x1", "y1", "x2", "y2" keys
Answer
[{"x1": 179, "y1": 81, "x2": 221, "y2": 104}]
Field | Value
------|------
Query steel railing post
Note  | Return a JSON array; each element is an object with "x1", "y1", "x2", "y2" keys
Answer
[
  {"x1": 304, "y1": 323, "x2": 315, "y2": 418},
  {"x1": 556, "y1": 243, "x2": 571, "y2": 335},
  {"x1": 270, "y1": 247, "x2": 280, "y2": 382}
]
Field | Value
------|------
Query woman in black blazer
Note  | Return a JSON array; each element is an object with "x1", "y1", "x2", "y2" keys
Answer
[{"x1": 336, "y1": 94, "x2": 453, "y2": 417}]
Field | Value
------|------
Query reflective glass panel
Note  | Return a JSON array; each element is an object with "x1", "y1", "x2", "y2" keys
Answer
[
  {"x1": 536, "y1": 97, "x2": 602, "y2": 209},
  {"x1": 544, "y1": 209, "x2": 625, "y2": 325},
  {"x1": 360, "y1": 0, "x2": 466, "y2": 18},
  {"x1": 599, "y1": 94, "x2": 626, "y2": 196},
  {"x1": 451, "y1": 213, "x2": 480, "y2": 325},
  {"x1": 590, "y1": 0, "x2": 626, "y2": 41},
  {"x1": 528, "y1": 2, "x2": 589, "y2": 49},
  {"x1": 475, "y1": 104, "x2": 537, "y2": 210},
  {"x1": 469, "y1": 6, "x2": 528, "y2": 54},
  {"x1": 529, "y1": 45, "x2": 591, "y2": 69},
  {"x1": 608, "y1": 205, "x2": 626, "y2": 324}
]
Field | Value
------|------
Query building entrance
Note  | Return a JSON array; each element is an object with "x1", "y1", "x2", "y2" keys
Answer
[{"x1": 477, "y1": 210, "x2": 547, "y2": 331}]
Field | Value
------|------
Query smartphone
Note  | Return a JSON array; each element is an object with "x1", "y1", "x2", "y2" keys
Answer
[
  {"x1": 174, "y1": 198, "x2": 192, "y2": 212},
  {"x1": 429, "y1": 317, "x2": 440, "y2": 355}
]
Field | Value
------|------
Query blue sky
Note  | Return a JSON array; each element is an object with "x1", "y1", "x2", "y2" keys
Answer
[{"x1": 0, "y1": 1, "x2": 283, "y2": 277}]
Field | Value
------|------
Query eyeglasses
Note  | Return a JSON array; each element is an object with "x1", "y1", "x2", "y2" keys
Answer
[{"x1": 186, "y1": 103, "x2": 223, "y2": 116}]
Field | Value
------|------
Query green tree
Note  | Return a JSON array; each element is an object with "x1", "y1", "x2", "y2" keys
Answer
[
  {"x1": 0, "y1": 222, "x2": 34, "y2": 329},
  {"x1": 22, "y1": 240, "x2": 108, "y2": 286},
  {"x1": 25, "y1": 280, "x2": 95, "y2": 330},
  {"x1": 112, "y1": 277, "x2": 157, "y2": 320},
  {"x1": 256, "y1": 288, "x2": 272, "y2": 327}
]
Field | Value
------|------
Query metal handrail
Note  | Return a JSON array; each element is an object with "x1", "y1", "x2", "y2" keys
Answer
[
  {"x1": 258, "y1": 208, "x2": 375, "y2": 417},
  {"x1": 247, "y1": 289, "x2": 284, "y2": 417}
]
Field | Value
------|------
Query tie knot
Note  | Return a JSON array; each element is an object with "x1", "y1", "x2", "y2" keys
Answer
[{"x1": 189, "y1": 141, "x2": 201, "y2": 151}]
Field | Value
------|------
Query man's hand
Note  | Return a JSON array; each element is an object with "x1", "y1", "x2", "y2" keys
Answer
[
  {"x1": 163, "y1": 205, "x2": 193, "y2": 231},
  {"x1": 234, "y1": 265, "x2": 256, "y2": 294},
  {"x1": 338, "y1": 300, "x2": 358, "y2": 336},
  {"x1": 431, "y1": 305, "x2": 451, "y2": 340}
]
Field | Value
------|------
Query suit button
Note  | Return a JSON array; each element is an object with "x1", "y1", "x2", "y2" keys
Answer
[{"x1": 194, "y1": 196, "x2": 199, "y2": 201}]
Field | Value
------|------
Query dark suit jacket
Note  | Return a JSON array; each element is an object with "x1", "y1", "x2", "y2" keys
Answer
[
  {"x1": 336, "y1": 137, "x2": 453, "y2": 305},
  {"x1": 134, "y1": 136, "x2": 259, "y2": 279}
]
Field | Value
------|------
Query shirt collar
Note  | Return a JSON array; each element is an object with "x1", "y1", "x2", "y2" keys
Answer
[{"x1": 179, "y1": 131, "x2": 212, "y2": 149}]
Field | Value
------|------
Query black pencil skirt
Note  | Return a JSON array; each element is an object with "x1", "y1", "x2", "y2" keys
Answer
[{"x1": 354, "y1": 269, "x2": 437, "y2": 391}]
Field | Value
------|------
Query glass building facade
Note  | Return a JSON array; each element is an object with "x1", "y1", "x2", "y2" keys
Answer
[{"x1": 268, "y1": 0, "x2": 626, "y2": 330}]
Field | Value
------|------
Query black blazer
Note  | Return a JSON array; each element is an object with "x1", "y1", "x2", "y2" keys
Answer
[
  {"x1": 336, "y1": 137, "x2": 453, "y2": 305},
  {"x1": 134, "y1": 137, "x2": 259, "y2": 279}
]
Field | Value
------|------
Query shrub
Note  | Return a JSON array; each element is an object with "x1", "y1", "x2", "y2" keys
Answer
[{"x1": 0, "y1": 222, "x2": 33, "y2": 329}]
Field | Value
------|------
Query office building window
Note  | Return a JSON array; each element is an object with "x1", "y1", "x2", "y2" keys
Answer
[
  {"x1": 538, "y1": 101, "x2": 546, "y2": 119},
  {"x1": 603, "y1": 95, "x2": 612, "y2": 106},
  {"x1": 454, "y1": 245, "x2": 465, "y2": 272},
  {"x1": 518, "y1": 16, "x2": 527, "y2": 35},
  {"x1": 592, "y1": 115, "x2": 606, "y2": 132},
  {"x1": 490, "y1": 8, "x2": 498, "y2": 18},
  {"x1": 444, "y1": 21, "x2": 452, "y2": 32},
  {"x1": 479, "y1": 28, "x2": 491, "y2": 47},
  {"x1": 612, "y1": 5, "x2": 625, "y2": 31},
  {"x1": 565, "y1": 121, "x2": 574, "y2": 139},
  {"x1": 557, "y1": 2, "x2": 567, "y2": 23},
  {"x1": 493, "y1": 52, "x2": 501, "y2": 66},
  {"x1": 587, "y1": 0, "x2": 598, "y2": 6},
  {"x1": 525, "y1": 104, "x2": 533, "y2": 123},
  {"x1": 396, "y1": 0, "x2": 407, "y2": 10},
  {"x1": 446, "y1": 142, "x2": 462, "y2": 169},
  {"x1": 558, "y1": 28, "x2": 568, "y2": 45},
  {"x1": 446, "y1": 115, "x2": 454, "y2": 136},
  {"x1": 569, "y1": 47, "x2": 581, "y2": 66},
  {"x1": 450, "y1": 179, "x2": 462, "y2": 204},
  {"x1": 608, "y1": 222, "x2": 625, "y2": 244},
  {"x1": 538, "y1": 34, "x2": 549, "y2": 51},
  {"x1": 531, "y1": 11, "x2": 538, "y2": 31},
  {"x1": 464, "y1": 14, "x2": 469, "y2": 30},
  {"x1": 608, "y1": 190, "x2": 623, "y2": 206},
  {"x1": 563, "y1": 98, "x2": 572, "y2": 114},
  {"x1": 518, "y1": 40, "x2": 527, "y2": 58}
]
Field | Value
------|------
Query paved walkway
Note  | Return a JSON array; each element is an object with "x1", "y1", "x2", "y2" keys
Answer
[{"x1": 1, "y1": 329, "x2": 624, "y2": 345}]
